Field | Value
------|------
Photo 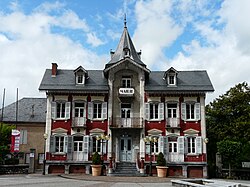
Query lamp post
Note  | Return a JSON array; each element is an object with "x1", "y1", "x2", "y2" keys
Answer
[
  {"x1": 143, "y1": 136, "x2": 158, "y2": 176},
  {"x1": 42, "y1": 133, "x2": 48, "y2": 175}
]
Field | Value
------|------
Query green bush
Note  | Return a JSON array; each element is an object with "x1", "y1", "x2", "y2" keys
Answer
[
  {"x1": 157, "y1": 152, "x2": 166, "y2": 166},
  {"x1": 92, "y1": 152, "x2": 101, "y2": 165}
]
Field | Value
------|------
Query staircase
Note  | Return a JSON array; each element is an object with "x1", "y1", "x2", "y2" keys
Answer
[{"x1": 109, "y1": 162, "x2": 144, "y2": 177}]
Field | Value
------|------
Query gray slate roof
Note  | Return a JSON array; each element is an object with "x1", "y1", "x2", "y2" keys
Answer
[
  {"x1": 145, "y1": 71, "x2": 214, "y2": 92},
  {"x1": 39, "y1": 69, "x2": 109, "y2": 92},
  {"x1": 0, "y1": 98, "x2": 46, "y2": 123},
  {"x1": 105, "y1": 26, "x2": 145, "y2": 69}
]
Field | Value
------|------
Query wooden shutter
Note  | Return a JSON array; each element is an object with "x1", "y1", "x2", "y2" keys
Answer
[
  {"x1": 195, "y1": 103, "x2": 200, "y2": 121},
  {"x1": 50, "y1": 135, "x2": 55, "y2": 153},
  {"x1": 88, "y1": 102, "x2": 93, "y2": 120},
  {"x1": 65, "y1": 102, "x2": 71, "y2": 119},
  {"x1": 64, "y1": 136, "x2": 68, "y2": 153},
  {"x1": 181, "y1": 103, "x2": 186, "y2": 121},
  {"x1": 103, "y1": 140, "x2": 107, "y2": 154},
  {"x1": 159, "y1": 103, "x2": 164, "y2": 120},
  {"x1": 102, "y1": 102, "x2": 107, "y2": 119},
  {"x1": 83, "y1": 135, "x2": 90, "y2": 161},
  {"x1": 67, "y1": 135, "x2": 73, "y2": 160},
  {"x1": 177, "y1": 136, "x2": 184, "y2": 154},
  {"x1": 51, "y1": 102, "x2": 56, "y2": 119},
  {"x1": 72, "y1": 102, "x2": 75, "y2": 118},
  {"x1": 196, "y1": 136, "x2": 202, "y2": 154},
  {"x1": 163, "y1": 136, "x2": 168, "y2": 155},
  {"x1": 145, "y1": 103, "x2": 149, "y2": 120},
  {"x1": 158, "y1": 136, "x2": 164, "y2": 153}
]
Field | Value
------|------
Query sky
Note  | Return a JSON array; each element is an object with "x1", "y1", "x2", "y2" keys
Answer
[{"x1": 0, "y1": 0, "x2": 250, "y2": 106}]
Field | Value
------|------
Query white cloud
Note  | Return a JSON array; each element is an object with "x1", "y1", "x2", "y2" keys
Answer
[
  {"x1": 86, "y1": 32, "x2": 105, "y2": 47},
  {"x1": 133, "y1": 0, "x2": 183, "y2": 67}
]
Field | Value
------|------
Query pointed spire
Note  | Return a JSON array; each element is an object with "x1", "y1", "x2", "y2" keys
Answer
[{"x1": 124, "y1": 14, "x2": 127, "y2": 28}]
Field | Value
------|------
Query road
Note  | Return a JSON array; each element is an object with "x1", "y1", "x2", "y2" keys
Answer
[{"x1": 0, "y1": 174, "x2": 173, "y2": 187}]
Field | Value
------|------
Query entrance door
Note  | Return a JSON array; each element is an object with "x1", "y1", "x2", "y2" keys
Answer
[
  {"x1": 73, "y1": 136, "x2": 84, "y2": 161},
  {"x1": 120, "y1": 136, "x2": 132, "y2": 162},
  {"x1": 121, "y1": 103, "x2": 131, "y2": 127}
]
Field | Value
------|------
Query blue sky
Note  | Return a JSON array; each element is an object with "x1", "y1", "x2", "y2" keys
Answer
[{"x1": 0, "y1": 0, "x2": 250, "y2": 105}]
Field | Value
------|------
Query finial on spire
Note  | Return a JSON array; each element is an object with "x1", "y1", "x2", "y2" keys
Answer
[{"x1": 124, "y1": 13, "x2": 127, "y2": 28}]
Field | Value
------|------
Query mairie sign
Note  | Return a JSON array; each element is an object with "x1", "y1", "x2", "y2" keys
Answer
[{"x1": 119, "y1": 88, "x2": 134, "y2": 95}]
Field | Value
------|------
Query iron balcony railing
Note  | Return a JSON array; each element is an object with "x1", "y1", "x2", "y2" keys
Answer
[
  {"x1": 110, "y1": 117, "x2": 143, "y2": 128},
  {"x1": 72, "y1": 117, "x2": 86, "y2": 128},
  {"x1": 166, "y1": 118, "x2": 180, "y2": 128}
]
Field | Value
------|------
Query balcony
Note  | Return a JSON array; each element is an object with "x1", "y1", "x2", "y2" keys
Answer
[
  {"x1": 72, "y1": 117, "x2": 86, "y2": 128},
  {"x1": 110, "y1": 117, "x2": 143, "y2": 128},
  {"x1": 166, "y1": 118, "x2": 180, "y2": 128}
]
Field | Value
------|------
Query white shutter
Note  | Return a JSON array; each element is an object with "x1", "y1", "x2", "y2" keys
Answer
[
  {"x1": 181, "y1": 103, "x2": 186, "y2": 121},
  {"x1": 67, "y1": 135, "x2": 73, "y2": 160},
  {"x1": 145, "y1": 144, "x2": 150, "y2": 154},
  {"x1": 50, "y1": 136, "x2": 55, "y2": 153},
  {"x1": 195, "y1": 103, "x2": 200, "y2": 121},
  {"x1": 83, "y1": 135, "x2": 90, "y2": 161},
  {"x1": 159, "y1": 103, "x2": 164, "y2": 120},
  {"x1": 64, "y1": 136, "x2": 68, "y2": 153},
  {"x1": 102, "y1": 102, "x2": 107, "y2": 119},
  {"x1": 165, "y1": 103, "x2": 168, "y2": 119},
  {"x1": 51, "y1": 102, "x2": 56, "y2": 119},
  {"x1": 163, "y1": 136, "x2": 168, "y2": 155},
  {"x1": 184, "y1": 137, "x2": 188, "y2": 154},
  {"x1": 20, "y1": 130, "x2": 27, "y2": 144},
  {"x1": 84, "y1": 102, "x2": 86, "y2": 118},
  {"x1": 88, "y1": 102, "x2": 93, "y2": 120},
  {"x1": 177, "y1": 136, "x2": 184, "y2": 154},
  {"x1": 158, "y1": 136, "x2": 164, "y2": 153},
  {"x1": 103, "y1": 140, "x2": 107, "y2": 154},
  {"x1": 72, "y1": 102, "x2": 75, "y2": 118},
  {"x1": 89, "y1": 136, "x2": 93, "y2": 155},
  {"x1": 196, "y1": 136, "x2": 202, "y2": 154},
  {"x1": 65, "y1": 102, "x2": 71, "y2": 119},
  {"x1": 145, "y1": 103, "x2": 149, "y2": 120}
]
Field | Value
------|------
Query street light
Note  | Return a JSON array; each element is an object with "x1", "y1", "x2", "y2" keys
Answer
[
  {"x1": 96, "y1": 134, "x2": 110, "y2": 161},
  {"x1": 42, "y1": 133, "x2": 48, "y2": 175},
  {"x1": 143, "y1": 136, "x2": 158, "y2": 176}
]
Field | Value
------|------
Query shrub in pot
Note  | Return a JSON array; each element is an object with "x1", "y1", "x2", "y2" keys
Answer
[
  {"x1": 156, "y1": 152, "x2": 167, "y2": 177},
  {"x1": 91, "y1": 152, "x2": 102, "y2": 176}
]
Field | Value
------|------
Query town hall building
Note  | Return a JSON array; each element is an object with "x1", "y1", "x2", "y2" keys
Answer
[{"x1": 39, "y1": 21, "x2": 214, "y2": 178}]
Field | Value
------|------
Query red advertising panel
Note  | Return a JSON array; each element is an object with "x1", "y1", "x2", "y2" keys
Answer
[{"x1": 10, "y1": 129, "x2": 20, "y2": 153}]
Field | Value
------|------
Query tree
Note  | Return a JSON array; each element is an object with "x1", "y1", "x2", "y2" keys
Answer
[
  {"x1": 217, "y1": 140, "x2": 242, "y2": 178},
  {"x1": 0, "y1": 123, "x2": 14, "y2": 164},
  {"x1": 206, "y1": 82, "x2": 250, "y2": 177}
]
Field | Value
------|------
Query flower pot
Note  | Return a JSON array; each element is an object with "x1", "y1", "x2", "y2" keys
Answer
[
  {"x1": 91, "y1": 165, "x2": 102, "y2": 176},
  {"x1": 156, "y1": 166, "x2": 168, "y2": 177}
]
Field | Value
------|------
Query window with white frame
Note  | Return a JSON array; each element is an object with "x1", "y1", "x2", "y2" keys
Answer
[
  {"x1": 181, "y1": 102, "x2": 200, "y2": 121},
  {"x1": 169, "y1": 137, "x2": 178, "y2": 153},
  {"x1": 55, "y1": 136, "x2": 64, "y2": 153},
  {"x1": 151, "y1": 142, "x2": 159, "y2": 154},
  {"x1": 122, "y1": 77, "x2": 131, "y2": 88},
  {"x1": 74, "y1": 102, "x2": 85, "y2": 118},
  {"x1": 51, "y1": 101, "x2": 71, "y2": 120},
  {"x1": 169, "y1": 75, "x2": 175, "y2": 85},
  {"x1": 92, "y1": 137, "x2": 101, "y2": 153},
  {"x1": 187, "y1": 137, "x2": 196, "y2": 154},
  {"x1": 76, "y1": 74, "x2": 84, "y2": 84},
  {"x1": 150, "y1": 103, "x2": 159, "y2": 119},
  {"x1": 167, "y1": 103, "x2": 177, "y2": 118},
  {"x1": 88, "y1": 102, "x2": 107, "y2": 120}
]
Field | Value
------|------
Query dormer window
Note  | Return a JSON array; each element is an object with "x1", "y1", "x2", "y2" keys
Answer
[
  {"x1": 164, "y1": 67, "x2": 178, "y2": 86},
  {"x1": 122, "y1": 76, "x2": 131, "y2": 88},
  {"x1": 74, "y1": 66, "x2": 88, "y2": 85},
  {"x1": 123, "y1": 47, "x2": 130, "y2": 57}
]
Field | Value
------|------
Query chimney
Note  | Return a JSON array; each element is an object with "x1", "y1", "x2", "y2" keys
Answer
[{"x1": 51, "y1": 63, "x2": 58, "y2": 77}]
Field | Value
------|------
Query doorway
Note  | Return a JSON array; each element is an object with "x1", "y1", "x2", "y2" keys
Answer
[{"x1": 120, "y1": 135, "x2": 132, "y2": 162}]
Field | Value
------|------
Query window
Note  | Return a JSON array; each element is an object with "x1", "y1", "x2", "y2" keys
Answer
[
  {"x1": 19, "y1": 129, "x2": 27, "y2": 144},
  {"x1": 167, "y1": 103, "x2": 177, "y2": 118},
  {"x1": 74, "y1": 136, "x2": 83, "y2": 152},
  {"x1": 151, "y1": 142, "x2": 159, "y2": 154},
  {"x1": 169, "y1": 75, "x2": 175, "y2": 85},
  {"x1": 55, "y1": 136, "x2": 64, "y2": 153},
  {"x1": 93, "y1": 137, "x2": 101, "y2": 153},
  {"x1": 76, "y1": 74, "x2": 84, "y2": 84},
  {"x1": 187, "y1": 137, "x2": 196, "y2": 154},
  {"x1": 75, "y1": 102, "x2": 85, "y2": 118},
  {"x1": 51, "y1": 101, "x2": 71, "y2": 120},
  {"x1": 150, "y1": 103, "x2": 159, "y2": 119},
  {"x1": 186, "y1": 103, "x2": 195, "y2": 120},
  {"x1": 181, "y1": 102, "x2": 200, "y2": 121},
  {"x1": 93, "y1": 103, "x2": 102, "y2": 119},
  {"x1": 122, "y1": 77, "x2": 131, "y2": 88},
  {"x1": 57, "y1": 102, "x2": 65, "y2": 118},
  {"x1": 169, "y1": 142, "x2": 177, "y2": 152}
]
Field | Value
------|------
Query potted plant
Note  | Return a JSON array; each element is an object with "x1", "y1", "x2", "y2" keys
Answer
[
  {"x1": 91, "y1": 152, "x2": 102, "y2": 176},
  {"x1": 156, "y1": 152, "x2": 168, "y2": 177}
]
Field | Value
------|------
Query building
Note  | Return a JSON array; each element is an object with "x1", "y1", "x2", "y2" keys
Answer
[
  {"x1": 0, "y1": 98, "x2": 46, "y2": 170},
  {"x1": 39, "y1": 22, "x2": 214, "y2": 177}
]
